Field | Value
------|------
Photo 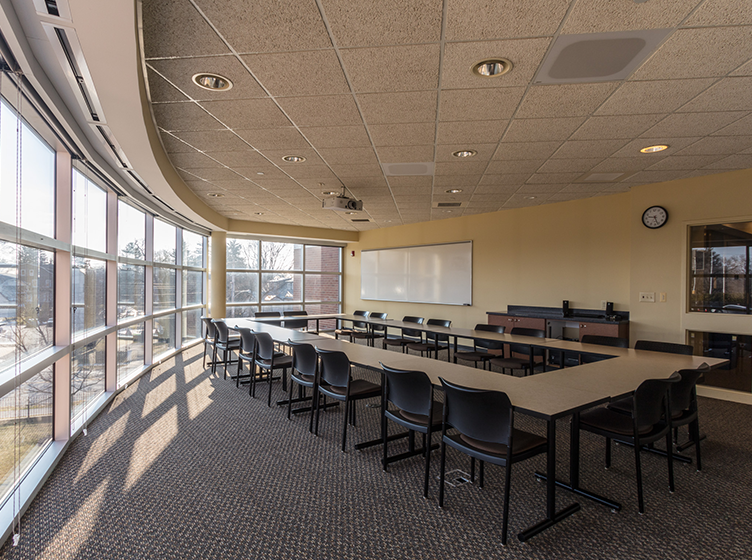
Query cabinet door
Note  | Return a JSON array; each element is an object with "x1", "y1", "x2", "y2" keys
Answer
[
  {"x1": 577, "y1": 321, "x2": 621, "y2": 338},
  {"x1": 488, "y1": 315, "x2": 546, "y2": 331}
]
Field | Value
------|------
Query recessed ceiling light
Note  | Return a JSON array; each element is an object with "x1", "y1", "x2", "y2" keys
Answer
[
  {"x1": 345, "y1": 211, "x2": 357, "y2": 215},
  {"x1": 255, "y1": 212, "x2": 264, "y2": 215},
  {"x1": 322, "y1": 191, "x2": 338, "y2": 195},
  {"x1": 445, "y1": 188, "x2": 463, "y2": 194},
  {"x1": 472, "y1": 58, "x2": 513, "y2": 78},
  {"x1": 256, "y1": 172, "x2": 265, "y2": 176},
  {"x1": 282, "y1": 155, "x2": 306, "y2": 163},
  {"x1": 206, "y1": 192, "x2": 225, "y2": 198},
  {"x1": 524, "y1": 196, "x2": 537, "y2": 200},
  {"x1": 452, "y1": 150, "x2": 477, "y2": 158},
  {"x1": 640, "y1": 144, "x2": 669, "y2": 153},
  {"x1": 192, "y1": 73, "x2": 233, "y2": 91}
]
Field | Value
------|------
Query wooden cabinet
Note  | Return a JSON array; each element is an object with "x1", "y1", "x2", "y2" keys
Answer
[
  {"x1": 488, "y1": 315, "x2": 546, "y2": 331},
  {"x1": 573, "y1": 320, "x2": 629, "y2": 339},
  {"x1": 489, "y1": 312, "x2": 629, "y2": 342}
]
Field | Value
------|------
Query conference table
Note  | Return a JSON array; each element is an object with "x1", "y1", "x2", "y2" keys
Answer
[{"x1": 228, "y1": 317, "x2": 725, "y2": 542}]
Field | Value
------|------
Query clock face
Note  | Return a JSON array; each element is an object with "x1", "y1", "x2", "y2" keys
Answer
[{"x1": 642, "y1": 206, "x2": 668, "y2": 229}]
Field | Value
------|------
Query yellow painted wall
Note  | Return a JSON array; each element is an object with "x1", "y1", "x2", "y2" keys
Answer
[{"x1": 344, "y1": 193, "x2": 632, "y2": 329}]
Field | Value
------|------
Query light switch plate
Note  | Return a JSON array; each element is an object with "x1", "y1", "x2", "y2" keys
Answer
[{"x1": 639, "y1": 292, "x2": 655, "y2": 302}]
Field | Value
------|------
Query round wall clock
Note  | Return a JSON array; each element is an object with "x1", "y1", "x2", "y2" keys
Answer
[{"x1": 642, "y1": 206, "x2": 668, "y2": 229}]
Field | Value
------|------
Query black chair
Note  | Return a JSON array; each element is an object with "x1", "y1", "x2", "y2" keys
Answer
[
  {"x1": 352, "y1": 312, "x2": 388, "y2": 346},
  {"x1": 577, "y1": 373, "x2": 680, "y2": 513},
  {"x1": 314, "y1": 348, "x2": 381, "y2": 451},
  {"x1": 454, "y1": 324, "x2": 505, "y2": 369},
  {"x1": 255, "y1": 311, "x2": 282, "y2": 326},
  {"x1": 489, "y1": 327, "x2": 546, "y2": 375},
  {"x1": 380, "y1": 364, "x2": 443, "y2": 498},
  {"x1": 335, "y1": 310, "x2": 369, "y2": 342},
  {"x1": 580, "y1": 334, "x2": 629, "y2": 364},
  {"x1": 234, "y1": 327, "x2": 257, "y2": 388},
  {"x1": 201, "y1": 316, "x2": 216, "y2": 369},
  {"x1": 406, "y1": 319, "x2": 452, "y2": 361},
  {"x1": 634, "y1": 340, "x2": 694, "y2": 355},
  {"x1": 383, "y1": 316, "x2": 424, "y2": 353},
  {"x1": 283, "y1": 310, "x2": 309, "y2": 330},
  {"x1": 438, "y1": 378, "x2": 547, "y2": 546},
  {"x1": 253, "y1": 331, "x2": 293, "y2": 406},
  {"x1": 211, "y1": 320, "x2": 241, "y2": 378},
  {"x1": 287, "y1": 340, "x2": 318, "y2": 431}
]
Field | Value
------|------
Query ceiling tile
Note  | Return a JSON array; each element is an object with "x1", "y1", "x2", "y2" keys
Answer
[
  {"x1": 570, "y1": 114, "x2": 665, "y2": 140},
  {"x1": 387, "y1": 176, "x2": 433, "y2": 188},
  {"x1": 204, "y1": 150, "x2": 274, "y2": 168},
  {"x1": 545, "y1": 193, "x2": 593, "y2": 203},
  {"x1": 318, "y1": 147, "x2": 380, "y2": 165},
  {"x1": 248, "y1": 179, "x2": 302, "y2": 191},
  {"x1": 368, "y1": 123, "x2": 436, "y2": 146},
  {"x1": 703, "y1": 154, "x2": 752, "y2": 169},
  {"x1": 646, "y1": 155, "x2": 726, "y2": 170},
  {"x1": 471, "y1": 189, "x2": 518, "y2": 200},
  {"x1": 641, "y1": 112, "x2": 746, "y2": 138},
  {"x1": 610, "y1": 137, "x2": 701, "y2": 157},
  {"x1": 552, "y1": 139, "x2": 632, "y2": 159},
  {"x1": 485, "y1": 160, "x2": 544, "y2": 174},
  {"x1": 433, "y1": 175, "x2": 482, "y2": 186},
  {"x1": 732, "y1": 59, "x2": 752, "y2": 76},
  {"x1": 147, "y1": 69, "x2": 190, "y2": 103},
  {"x1": 502, "y1": 117, "x2": 586, "y2": 142},
  {"x1": 712, "y1": 113, "x2": 752, "y2": 135},
  {"x1": 329, "y1": 163, "x2": 384, "y2": 177},
  {"x1": 493, "y1": 141, "x2": 562, "y2": 160},
  {"x1": 561, "y1": 0, "x2": 699, "y2": 34},
  {"x1": 516, "y1": 83, "x2": 619, "y2": 118},
  {"x1": 517, "y1": 183, "x2": 567, "y2": 193},
  {"x1": 341, "y1": 44, "x2": 440, "y2": 92},
  {"x1": 197, "y1": 0, "x2": 332, "y2": 53},
  {"x1": 560, "y1": 183, "x2": 615, "y2": 193},
  {"x1": 536, "y1": 158, "x2": 604, "y2": 173},
  {"x1": 320, "y1": 0, "x2": 442, "y2": 47},
  {"x1": 279, "y1": 165, "x2": 339, "y2": 180},
  {"x1": 683, "y1": 0, "x2": 752, "y2": 26},
  {"x1": 299, "y1": 125, "x2": 372, "y2": 148},
  {"x1": 435, "y1": 144, "x2": 497, "y2": 162},
  {"x1": 232, "y1": 166, "x2": 290, "y2": 180},
  {"x1": 503, "y1": 194, "x2": 550, "y2": 208},
  {"x1": 439, "y1": 88, "x2": 526, "y2": 121},
  {"x1": 590, "y1": 157, "x2": 657, "y2": 173},
  {"x1": 184, "y1": 167, "x2": 245, "y2": 182},
  {"x1": 152, "y1": 102, "x2": 223, "y2": 131},
  {"x1": 478, "y1": 174, "x2": 532, "y2": 186},
  {"x1": 678, "y1": 77, "x2": 752, "y2": 113},
  {"x1": 242, "y1": 50, "x2": 349, "y2": 97},
  {"x1": 631, "y1": 27, "x2": 752, "y2": 81},
  {"x1": 596, "y1": 79, "x2": 716, "y2": 115},
  {"x1": 445, "y1": 0, "x2": 569, "y2": 41},
  {"x1": 148, "y1": 57, "x2": 266, "y2": 101},
  {"x1": 234, "y1": 127, "x2": 311, "y2": 150},
  {"x1": 172, "y1": 130, "x2": 251, "y2": 152},
  {"x1": 526, "y1": 173, "x2": 581, "y2": 184},
  {"x1": 143, "y1": 0, "x2": 230, "y2": 58},
  {"x1": 435, "y1": 161, "x2": 489, "y2": 176},
  {"x1": 277, "y1": 95, "x2": 362, "y2": 127},
  {"x1": 674, "y1": 135, "x2": 752, "y2": 155},
  {"x1": 160, "y1": 131, "x2": 196, "y2": 153},
  {"x1": 441, "y1": 38, "x2": 551, "y2": 89},
  {"x1": 201, "y1": 98, "x2": 291, "y2": 129},
  {"x1": 436, "y1": 120, "x2": 507, "y2": 144},
  {"x1": 167, "y1": 150, "x2": 220, "y2": 169},
  {"x1": 627, "y1": 170, "x2": 693, "y2": 184},
  {"x1": 390, "y1": 186, "x2": 432, "y2": 195},
  {"x1": 357, "y1": 91, "x2": 438, "y2": 124},
  {"x1": 376, "y1": 145, "x2": 435, "y2": 163}
]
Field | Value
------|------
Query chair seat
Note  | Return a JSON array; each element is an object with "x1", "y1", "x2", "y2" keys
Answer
[
  {"x1": 394, "y1": 401, "x2": 444, "y2": 427},
  {"x1": 217, "y1": 339, "x2": 241, "y2": 350},
  {"x1": 384, "y1": 337, "x2": 417, "y2": 347},
  {"x1": 457, "y1": 429, "x2": 547, "y2": 457},
  {"x1": 256, "y1": 354, "x2": 293, "y2": 368},
  {"x1": 352, "y1": 331, "x2": 382, "y2": 339},
  {"x1": 292, "y1": 372, "x2": 315, "y2": 384},
  {"x1": 580, "y1": 407, "x2": 653, "y2": 436},
  {"x1": 406, "y1": 342, "x2": 448, "y2": 352},
  {"x1": 607, "y1": 396, "x2": 633, "y2": 415},
  {"x1": 489, "y1": 356, "x2": 542, "y2": 369},
  {"x1": 455, "y1": 351, "x2": 494, "y2": 362},
  {"x1": 321, "y1": 379, "x2": 381, "y2": 398}
]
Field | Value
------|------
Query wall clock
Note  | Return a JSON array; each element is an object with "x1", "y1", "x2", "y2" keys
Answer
[{"x1": 642, "y1": 206, "x2": 668, "y2": 229}]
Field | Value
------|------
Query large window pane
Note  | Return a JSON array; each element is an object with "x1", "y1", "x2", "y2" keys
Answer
[
  {"x1": 154, "y1": 219, "x2": 176, "y2": 264},
  {"x1": 0, "y1": 367, "x2": 52, "y2": 503},
  {"x1": 0, "y1": 242, "x2": 54, "y2": 372},
  {"x1": 153, "y1": 314, "x2": 176, "y2": 358},
  {"x1": 118, "y1": 202, "x2": 145, "y2": 259},
  {"x1": 303, "y1": 303, "x2": 340, "y2": 331},
  {"x1": 261, "y1": 241, "x2": 301, "y2": 271},
  {"x1": 226, "y1": 306, "x2": 257, "y2": 318},
  {"x1": 305, "y1": 245, "x2": 341, "y2": 272},
  {"x1": 305, "y1": 274, "x2": 340, "y2": 303},
  {"x1": 153, "y1": 267, "x2": 176, "y2": 311},
  {"x1": 117, "y1": 323, "x2": 144, "y2": 386},
  {"x1": 183, "y1": 230, "x2": 204, "y2": 268},
  {"x1": 71, "y1": 337, "x2": 106, "y2": 419},
  {"x1": 0, "y1": 101, "x2": 55, "y2": 237},
  {"x1": 183, "y1": 270, "x2": 203, "y2": 306},
  {"x1": 72, "y1": 170, "x2": 107, "y2": 253},
  {"x1": 72, "y1": 257, "x2": 106, "y2": 338},
  {"x1": 688, "y1": 331, "x2": 751, "y2": 393},
  {"x1": 118, "y1": 264, "x2": 145, "y2": 321},
  {"x1": 226, "y1": 238, "x2": 259, "y2": 269},
  {"x1": 261, "y1": 272, "x2": 302, "y2": 303},
  {"x1": 182, "y1": 309, "x2": 202, "y2": 344},
  {"x1": 227, "y1": 272, "x2": 258, "y2": 303}
]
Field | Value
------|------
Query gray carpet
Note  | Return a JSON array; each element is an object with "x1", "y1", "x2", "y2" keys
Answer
[{"x1": 2, "y1": 346, "x2": 752, "y2": 559}]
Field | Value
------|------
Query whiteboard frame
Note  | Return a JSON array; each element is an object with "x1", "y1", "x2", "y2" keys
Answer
[{"x1": 360, "y1": 241, "x2": 473, "y2": 306}]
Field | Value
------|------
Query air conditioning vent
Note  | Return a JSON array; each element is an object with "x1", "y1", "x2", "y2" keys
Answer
[
  {"x1": 351, "y1": 218, "x2": 370, "y2": 223},
  {"x1": 54, "y1": 28, "x2": 99, "y2": 121},
  {"x1": 126, "y1": 170, "x2": 153, "y2": 194},
  {"x1": 46, "y1": 1, "x2": 60, "y2": 16},
  {"x1": 437, "y1": 202, "x2": 462, "y2": 208},
  {"x1": 95, "y1": 125, "x2": 129, "y2": 168}
]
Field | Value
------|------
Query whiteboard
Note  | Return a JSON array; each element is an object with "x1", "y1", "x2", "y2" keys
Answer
[{"x1": 361, "y1": 242, "x2": 472, "y2": 305}]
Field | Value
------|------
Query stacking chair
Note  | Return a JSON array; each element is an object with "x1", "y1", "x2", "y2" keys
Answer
[
  {"x1": 577, "y1": 373, "x2": 680, "y2": 513},
  {"x1": 253, "y1": 331, "x2": 293, "y2": 406},
  {"x1": 254, "y1": 311, "x2": 282, "y2": 326},
  {"x1": 634, "y1": 340, "x2": 694, "y2": 355},
  {"x1": 351, "y1": 312, "x2": 387, "y2": 346},
  {"x1": 580, "y1": 334, "x2": 629, "y2": 364},
  {"x1": 489, "y1": 327, "x2": 546, "y2": 375},
  {"x1": 234, "y1": 327, "x2": 257, "y2": 388},
  {"x1": 383, "y1": 316, "x2": 424, "y2": 353},
  {"x1": 438, "y1": 378, "x2": 547, "y2": 546},
  {"x1": 335, "y1": 310, "x2": 369, "y2": 342},
  {"x1": 211, "y1": 320, "x2": 241, "y2": 378},
  {"x1": 454, "y1": 324, "x2": 505, "y2": 369},
  {"x1": 314, "y1": 348, "x2": 381, "y2": 451},
  {"x1": 283, "y1": 310, "x2": 308, "y2": 330},
  {"x1": 381, "y1": 364, "x2": 443, "y2": 498},
  {"x1": 287, "y1": 340, "x2": 318, "y2": 430},
  {"x1": 201, "y1": 317, "x2": 216, "y2": 369},
  {"x1": 406, "y1": 319, "x2": 452, "y2": 361}
]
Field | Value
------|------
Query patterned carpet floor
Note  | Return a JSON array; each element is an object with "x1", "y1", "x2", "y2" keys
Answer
[{"x1": 2, "y1": 345, "x2": 752, "y2": 559}]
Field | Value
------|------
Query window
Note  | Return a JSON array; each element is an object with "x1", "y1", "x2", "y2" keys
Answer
[
  {"x1": 689, "y1": 222, "x2": 751, "y2": 314},
  {"x1": 226, "y1": 238, "x2": 258, "y2": 269},
  {"x1": 71, "y1": 257, "x2": 106, "y2": 338},
  {"x1": 183, "y1": 270, "x2": 203, "y2": 306},
  {"x1": 72, "y1": 170, "x2": 107, "y2": 253},
  {"x1": 118, "y1": 264, "x2": 145, "y2": 321},
  {"x1": 153, "y1": 314, "x2": 176, "y2": 358},
  {"x1": 118, "y1": 202, "x2": 145, "y2": 259},
  {"x1": 687, "y1": 331, "x2": 751, "y2": 394},
  {"x1": 183, "y1": 230, "x2": 204, "y2": 268},
  {"x1": 182, "y1": 309, "x2": 202, "y2": 344},
  {"x1": 153, "y1": 219, "x2": 176, "y2": 264},
  {"x1": 71, "y1": 337, "x2": 106, "y2": 419},
  {"x1": 117, "y1": 323, "x2": 145, "y2": 385},
  {"x1": 153, "y1": 267, "x2": 176, "y2": 311}
]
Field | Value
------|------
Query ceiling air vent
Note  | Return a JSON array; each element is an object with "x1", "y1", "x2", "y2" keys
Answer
[
  {"x1": 45, "y1": 1, "x2": 60, "y2": 16},
  {"x1": 381, "y1": 162, "x2": 435, "y2": 176},
  {"x1": 96, "y1": 125, "x2": 131, "y2": 168},
  {"x1": 351, "y1": 218, "x2": 370, "y2": 223},
  {"x1": 54, "y1": 28, "x2": 99, "y2": 121},
  {"x1": 432, "y1": 201, "x2": 467, "y2": 209}
]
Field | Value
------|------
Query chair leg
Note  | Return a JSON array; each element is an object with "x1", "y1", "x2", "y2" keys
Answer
[
  {"x1": 423, "y1": 427, "x2": 432, "y2": 498},
  {"x1": 309, "y1": 384, "x2": 318, "y2": 434},
  {"x1": 691, "y1": 419, "x2": 702, "y2": 472},
  {"x1": 341, "y1": 397, "x2": 350, "y2": 452},
  {"x1": 382, "y1": 413, "x2": 389, "y2": 472},
  {"x1": 287, "y1": 376, "x2": 295, "y2": 420},
  {"x1": 501, "y1": 460, "x2": 513, "y2": 546},
  {"x1": 203, "y1": 342, "x2": 208, "y2": 369},
  {"x1": 438, "y1": 438, "x2": 447, "y2": 508},
  {"x1": 666, "y1": 431, "x2": 675, "y2": 493},
  {"x1": 634, "y1": 436, "x2": 645, "y2": 514},
  {"x1": 470, "y1": 457, "x2": 476, "y2": 482},
  {"x1": 267, "y1": 367, "x2": 274, "y2": 407},
  {"x1": 605, "y1": 437, "x2": 612, "y2": 468},
  {"x1": 479, "y1": 460, "x2": 485, "y2": 489},
  {"x1": 211, "y1": 344, "x2": 218, "y2": 375}
]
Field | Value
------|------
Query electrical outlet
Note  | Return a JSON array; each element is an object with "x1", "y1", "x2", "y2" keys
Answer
[
  {"x1": 659, "y1": 292, "x2": 667, "y2": 303},
  {"x1": 639, "y1": 292, "x2": 655, "y2": 303},
  {"x1": 601, "y1": 300, "x2": 607, "y2": 310}
]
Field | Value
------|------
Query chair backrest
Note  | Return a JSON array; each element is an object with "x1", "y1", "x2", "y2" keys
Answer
[
  {"x1": 402, "y1": 316, "x2": 424, "y2": 339},
  {"x1": 381, "y1": 364, "x2": 432, "y2": 417},
  {"x1": 353, "y1": 310, "x2": 370, "y2": 329},
  {"x1": 316, "y1": 348, "x2": 351, "y2": 388},
  {"x1": 201, "y1": 317, "x2": 216, "y2": 340},
  {"x1": 670, "y1": 368, "x2": 704, "y2": 416},
  {"x1": 426, "y1": 318, "x2": 451, "y2": 342},
  {"x1": 473, "y1": 324, "x2": 505, "y2": 350},
  {"x1": 440, "y1": 378, "x2": 513, "y2": 446},
  {"x1": 634, "y1": 340, "x2": 693, "y2": 355},
  {"x1": 236, "y1": 327, "x2": 256, "y2": 355},
  {"x1": 283, "y1": 310, "x2": 308, "y2": 329},
  {"x1": 509, "y1": 327, "x2": 545, "y2": 356},
  {"x1": 370, "y1": 312, "x2": 388, "y2": 332},
  {"x1": 633, "y1": 374, "x2": 680, "y2": 432},
  {"x1": 288, "y1": 341, "x2": 317, "y2": 377},
  {"x1": 255, "y1": 311, "x2": 281, "y2": 318},
  {"x1": 580, "y1": 334, "x2": 629, "y2": 348},
  {"x1": 212, "y1": 319, "x2": 230, "y2": 343},
  {"x1": 254, "y1": 331, "x2": 277, "y2": 361}
]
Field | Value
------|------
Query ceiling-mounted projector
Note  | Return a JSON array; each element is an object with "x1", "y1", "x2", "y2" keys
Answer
[{"x1": 322, "y1": 196, "x2": 363, "y2": 212}]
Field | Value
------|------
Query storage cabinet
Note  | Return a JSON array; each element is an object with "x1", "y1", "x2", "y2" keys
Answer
[{"x1": 488, "y1": 315, "x2": 546, "y2": 331}]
